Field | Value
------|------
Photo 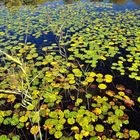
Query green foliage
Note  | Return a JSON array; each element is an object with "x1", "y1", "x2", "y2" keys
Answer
[
  {"x1": 137, "y1": 97, "x2": 140, "y2": 103},
  {"x1": 12, "y1": 135, "x2": 20, "y2": 140},
  {"x1": 95, "y1": 124, "x2": 104, "y2": 132},
  {"x1": 129, "y1": 130, "x2": 140, "y2": 139},
  {"x1": 67, "y1": 118, "x2": 75, "y2": 125},
  {"x1": 112, "y1": 124, "x2": 121, "y2": 132},
  {"x1": 54, "y1": 131, "x2": 63, "y2": 139},
  {"x1": 0, "y1": 135, "x2": 10, "y2": 140},
  {"x1": 115, "y1": 109, "x2": 124, "y2": 117},
  {"x1": 0, "y1": 2, "x2": 140, "y2": 140}
]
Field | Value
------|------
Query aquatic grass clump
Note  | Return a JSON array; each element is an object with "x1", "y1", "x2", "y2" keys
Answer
[{"x1": 0, "y1": 2, "x2": 140, "y2": 140}]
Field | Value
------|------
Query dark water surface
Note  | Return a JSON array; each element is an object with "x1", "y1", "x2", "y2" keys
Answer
[{"x1": 38, "y1": 0, "x2": 140, "y2": 10}]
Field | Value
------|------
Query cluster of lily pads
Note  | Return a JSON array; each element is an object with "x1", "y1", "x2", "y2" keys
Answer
[{"x1": 0, "y1": 2, "x2": 140, "y2": 140}]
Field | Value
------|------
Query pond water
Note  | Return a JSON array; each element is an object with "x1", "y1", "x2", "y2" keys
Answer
[
  {"x1": 0, "y1": 0, "x2": 140, "y2": 140},
  {"x1": 43, "y1": 0, "x2": 140, "y2": 9}
]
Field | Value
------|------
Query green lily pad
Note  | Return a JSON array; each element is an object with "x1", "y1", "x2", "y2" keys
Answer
[{"x1": 95, "y1": 124, "x2": 104, "y2": 132}]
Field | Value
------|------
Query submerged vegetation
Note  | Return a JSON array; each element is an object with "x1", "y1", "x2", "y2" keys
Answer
[{"x1": 0, "y1": 2, "x2": 140, "y2": 140}]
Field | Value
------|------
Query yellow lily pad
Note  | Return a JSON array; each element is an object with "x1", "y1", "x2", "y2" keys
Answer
[{"x1": 98, "y1": 83, "x2": 107, "y2": 89}]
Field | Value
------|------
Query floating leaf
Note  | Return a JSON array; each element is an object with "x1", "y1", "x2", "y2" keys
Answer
[
  {"x1": 116, "y1": 84, "x2": 125, "y2": 91},
  {"x1": 105, "y1": 90, "x2": 115, "y2": 97},
  {"x1": 98, "y1": 83, "x2": 107, "y2": 89},
  {"x1": 67, "y1": 118, "x2": 75, "y2": 125},
  {"x1": 75, "y1": 134, "x2": 83, "y2": 140},
  {"x1": 95, "y1": 124, "x2": 104, "y2": 132},
  {"x1": 71, "y1": 126, "x2": 79, "y2": 133},
  {"x1": 116, "y1": 132, "x2": 123, "y2": 138},
  {"x1": 137, "y1": 97, "x2": 140, "y2": 103},
  {"x1": 55, "y1": 124, "x2": 63, "y2": 131},
  {"x1": 89, "y1": 72, "x2": 96, "y2": 77},
  {"x1": 112, "y1": 124, "x2": 121, "y2": 132},
  {"x1": 0, "y1": 116, "x2": 4, "y2": 123},
  {"x1": 104, "y1": 74, "x2": 113, "y2": 83},
  {"x1": 30, "y1": 125, "x2": 39, "y2": 135},
  {"x1": 54, "y1": 131, "x2": 63, "y2": 139},
  {"x1": 93, "y1": 108, "x2": 102, "y2": 115},
  {"x1": 86, "y1": 77, "x2": 94, "y2": 83},
  {"x1": 123, "y1": 99, "x2": 134, "y2": 107},
  {"x1": 19, "y1": 116, "x2": 28, "y2": 123},
  {"x1": 89, "y1": 137, "x2": 99, "y2": 140},
  {"x1": 12, "y1": 135, "x2": 20, "y2": 140},
  {"x1": 72, "y1": 69, "x2": 82, "y2": 77},
  {"x1": 129, "y1": 130, "x2": 139, "y2": 139},
  {"x1": 0, "y1": 135, "x2": 10, "y2": 140},
  {"x1": 115, "y1": 109, "x2": 124, "y2": 117}
]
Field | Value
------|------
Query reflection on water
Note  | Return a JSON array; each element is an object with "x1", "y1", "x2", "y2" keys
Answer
[
  {"x1": 91, "y1": 0, "x2": 140, "y2": 5},
  {"x1": 0, "y1": 0, "x2": 140, "y2": 6},
  {"x1": 133, "y1": 0, "x2": 140, "y2": 4}
]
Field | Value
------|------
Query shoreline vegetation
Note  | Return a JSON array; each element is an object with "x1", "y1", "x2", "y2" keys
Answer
[{"x1": 0, "y1": 0, "x2": 140, "y2": 7}]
